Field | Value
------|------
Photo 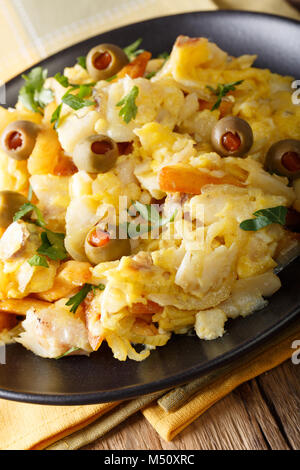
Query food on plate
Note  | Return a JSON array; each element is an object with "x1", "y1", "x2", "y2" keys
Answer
[{"x1": 0, "y1": 35, "x2": 299, "y2": 361}]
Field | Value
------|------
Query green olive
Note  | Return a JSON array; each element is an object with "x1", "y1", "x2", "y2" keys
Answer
[
  {"x1": 86, "y1": 44, "x2": 129, "y2": 81},
  {"x1": 73, "y1": 135, "x2": 119, "y2": 173},
  {"x1": 1, "y1": 120, "x2": 39, "y2": 161},
  {"x1": 85, "y1": 225, "x2": 131, "y2": 265},
  {"x1": 0, "y1": 191, "x2": 28, "y2": 229},
  {"x1": 265, "y1": 139, "x2": 300, "y2": 180},
  {"x1": 211, "y1": 116, "x2": 254, "y2": 158}
]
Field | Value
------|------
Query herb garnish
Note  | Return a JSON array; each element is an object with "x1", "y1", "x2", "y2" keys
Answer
[
  {"x1": 240, "y1": 206, "x2": 288, "y2": 232},
  {"x1": 207, "y1": 80, "x2": 244, "y2": 111},
  {"x1": 14, "y1": 203, "x2": 68, "y2": 267},
  {"x1": 122, "y1": 202, "x2": 177, "y2": 238},
  {"x1": 124, "y1": 38, "x2": 145, "y2": 61},
  {"x1": 28, "y1": 255, "x2": 50, "y2": 268},
  {"x1": 117, "y1": 86, "x2": 139, "y2": 124},
  {"x1": 51, "y1": 103, "x2": 63, "y2": 129},
  {"x1": 19, "y1": 67, "x2": 53, "y2": 114},
  {"x1": 13, "y1": 202, "x2": 46, "y2": 228},
  {"x1": 37, "y1": 230, "x2": 68, "y2": 261},
  {"x1": 66, "y1": 283, "x2": 105, "y2": 314},
  {"x1": 62, "y1": 93, "x2": 95, "y2": 111},
  {"x1": 51, "y1": 74, "x2": 96, "y2": 128},
  {"x1": 77, "y1": 56, "x2": 87, "y2": 69},
  {"x1": 158, "y1": 52, "x2": 170, "y2": 60},
  {"x1": 55, "y1": 347, "x2": 80, "y2": 360}
]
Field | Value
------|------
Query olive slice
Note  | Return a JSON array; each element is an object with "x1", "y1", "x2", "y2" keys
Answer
[
  {"x1": 211, "y1": 116, "x2": 254, "y2": 158},
  {"x1": 85, "y1": 226, "x2": 131, "y2": 265},
  {"x1": 1, "y1": 120, "x2": 39, "y2": 161},
  {"x1": 0, "y1": 191, "x2": 29, "y2": 229},
  {"x1": 265, "y1": 139, "x2": 300, "y2": 180},
  {"x1": 73, "y1": 135, "x2": 119, "y2": 174},
  {"x1": 86, "y1": 44, "x2": 129, "y2": 81}
]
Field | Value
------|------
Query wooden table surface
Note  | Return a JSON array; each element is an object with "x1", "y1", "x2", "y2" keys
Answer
[{"x1": 84, "y1": 360, "x2": 299, "y2": 450}]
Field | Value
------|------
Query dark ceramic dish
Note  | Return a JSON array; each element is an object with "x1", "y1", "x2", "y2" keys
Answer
[{"x1": 0, "y1": 11, "x2": 299, "y2": 405}]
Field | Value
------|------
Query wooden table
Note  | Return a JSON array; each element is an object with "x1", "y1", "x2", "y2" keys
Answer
[{"x1": 84, "y1": 360, "x2": 299, "y2": 450}]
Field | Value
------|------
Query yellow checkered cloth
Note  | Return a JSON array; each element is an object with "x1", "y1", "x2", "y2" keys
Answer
[{"x1": 0, "y1": 0, "x2": 299, "y2": 83}]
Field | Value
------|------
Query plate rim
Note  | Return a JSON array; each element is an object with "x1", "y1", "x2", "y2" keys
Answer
[{"x1": 1, "y1": 10, "x2": 299, "y2": 405}]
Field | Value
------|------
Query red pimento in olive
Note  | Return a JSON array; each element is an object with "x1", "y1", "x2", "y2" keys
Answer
[
  {"x1": 211, "y1": 116, "x2": 253, "y2": 158},
  {"x1": 86, "y1": 44, "x2": 129, "y2": 81},
  {"x1": 265, "y1": 139, "x2": 300, "y2": 180}
]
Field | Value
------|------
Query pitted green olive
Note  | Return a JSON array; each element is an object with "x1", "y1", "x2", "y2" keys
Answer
[
  {"x1": 211, "y1": 116, "x2": 254, "y2": 158},
  {"x1": 85, "y1": 226, "x2": 131, "y2": 265},
  {"x1": 73, "y1": 135, "x2": 119, "y2": 173},
  {"x1": 265, "y1": 139, "x2": 300, "y2": 180},
  {"x1": 1, "y1": 120, "x2": 39, "y2": 161},
  {"x1": 0, "y1": 191, "x2": 28, "y2": 229},
  {"x1": 86, "y1": 44, "x2": 129, "y2": 81}
]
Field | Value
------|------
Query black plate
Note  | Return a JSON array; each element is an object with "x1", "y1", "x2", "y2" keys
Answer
[{"x1": 1, "y1": 11, "x2": 299, "y2": 405}]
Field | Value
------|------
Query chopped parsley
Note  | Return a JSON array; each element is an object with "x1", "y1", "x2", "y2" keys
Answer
[
  {"x1": 51, "y1": 75, "x2": 95, "y2": 128},
  {"x1": 55, "y1": 347, "x2": 80, "y2": 360},
  {"x1": 51, "y1": 103, "x2": 63, "y2": 129},
  {"x1": 13, "y1": 202, "x2": 46, "y2": 228},
  {"x1": 66, "y1": 283, "x2": 105, "y2": 314},
  {"x1": 240, "y1": 206, "x2": 288, "y2": 232},
  {"x1": 158, "y1": 52, "x2": 170, "y2": 60},
  {"x1": 28, "y1": 255, "x2": 49, "y2": 268},
  {"x1": 77, "y1": 56, "x2": 87, "y2": 69},
  {"x1": 37, "y1": 230, "x2": 68, "y2": 262},
  {"x1": 19, "y1": 67, "x2": 53, "y2": 114},
  {"x1": 117, "y1": 86, "x2": 139, "y2": 124},
  {"x1": 62, "y1": 93, "x2": 95, "y2": 110},
  {"x1": 54, "y1": 72, "x2": 71, "y2": 88},
  {"x1": 207, "y1": 80, "x2": 244, "y2": 111},
  {"x1": 13, "y1": 203, "x2": 68, "y2": 268},
  {"x1": 123, "y1": 202, "x2": 177, "y2": 238},
  {"x1": 124, "y1": 38, "x2": 145, "y2": 61}
]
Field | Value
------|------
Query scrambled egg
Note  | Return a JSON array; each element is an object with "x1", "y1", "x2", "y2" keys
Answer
[{"x1": 0, "y1": 35, "x2": 299, "y2": 360}]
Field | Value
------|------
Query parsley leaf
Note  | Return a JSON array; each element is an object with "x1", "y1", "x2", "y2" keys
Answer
[
  {"x1": 28, "y1": 255, "x2": 49, "y2": 268},
  {"x1": 55, "y1": 347, "x2": 80, "y2": 360},
  {"x1": 117, "y1": 86, "x2": 139, "y2": 124},
  {"x1": 240, "y1": 206, "x2": 288, "y2": 232},
  {"x1": 66, "y1": 283, "x2": 105, "y2": 314},
  {"x1": 77, "y1": 56, "x2": 87, "y2": 69},
  {"x1": 207, "y1": 80, "x2": 244, "y2": 111},
  {"x1": 124, "y1": 38, "x2": 144, "y2": 61},
  {"x1": 52, "y1": 76, "x2": 95, "y2": 127},
  {"x1": 62, "y1": 93, "x2": 95, "y2": 111},
  {"x1": 158, "y1": 52, "x2": 170, "y2": 59},
  {"x1": 37, "y1": 230, "x2": 68, "y2": 262},
  {"x1": 145, "y1": 71, "x2": 157, "y2": 80},
  {"x1": 106, "y1": 75, "x2": 117, "y2": 83},
  {"x1": 13, "y1": 202, "x2": 68, "y2": 266},
  {"x1": 19, "y1": 67, "x2": 53, "y2": 113},
  {"x1": 51, "y1": 103, "x2": 63, "y2": 129},
  {"x1": 13, "y1": 202, "x2": 46, "y2": 228},
  {"x1": 54, "y1": 72, "x2": 71, "y2": 88},
  {"x1": 124, "y1": 202, "x2": 177, "y2": 238}
]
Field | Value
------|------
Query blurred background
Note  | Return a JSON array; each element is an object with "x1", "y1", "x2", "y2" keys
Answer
[{"x1": 0, "y1": 0, "x2": 299, "y2": 83}]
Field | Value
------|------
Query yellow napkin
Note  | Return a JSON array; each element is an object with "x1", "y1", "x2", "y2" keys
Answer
[
  {"x1": 0, "y1": 0, "x2": 299, "y2": 451},
  {"x1": 142, "y1": 325, "x2": 300, "y2": 441},
  {"x1": 0, "y1": 0, "x2": 299, "y2": 83},
  {"x1": 1, "y1": 323, "x2": 299, "y2": 449}
]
